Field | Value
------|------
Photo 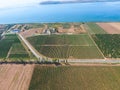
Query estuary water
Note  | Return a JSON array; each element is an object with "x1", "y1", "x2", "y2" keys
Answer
[{"x1": 0, "y1": 1, "x2": 120, "y2": 24}]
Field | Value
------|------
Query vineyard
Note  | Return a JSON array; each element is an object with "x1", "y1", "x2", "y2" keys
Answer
[
  {"x1": 29, "y1": 66, "x2": 120, "y2": 90},
  {"x1": 27, "y1": 34, "x2": 94, "y2": 45},
  {"x1": 0, "y1": 34, "x2": 29, "y2": 60},
  {"x1": 0, "y1": 40, "x2": 13, "y2": 58},
  {"x1": 92, "y1": 34, "x2": 120, "y2": 58},
  {"x1": 9, "y1": 43, "x2": 29, "y2": 59},
  {"x1": 85, "y1": 23, "x2": 107, "y2": 34},
  {"x1": 27, "y1": 34, "x2": 104, "y2": 59}
]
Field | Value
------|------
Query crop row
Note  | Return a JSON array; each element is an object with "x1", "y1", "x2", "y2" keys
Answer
[
  {"x1": 29, "y1": 66, "x2": 120, "y2": 90},
  {"x1": 27, "y1": 34, "x2": 95, "y2": 46},
  {"x1": 86, "y1": 23, "x2": 107, "y2": 34},
  {"x1": 37, "y1": 46, "x2": 103, "y2": 59},
  {"x1": 92, "y1": 34, "x2": 120, "y2": 58},
  {"x1": 9, "y1": 43, "x2": 29, "y2": 59},
  {"x1": 0, "y1": 34, "x2": 29, "y2": 59}
]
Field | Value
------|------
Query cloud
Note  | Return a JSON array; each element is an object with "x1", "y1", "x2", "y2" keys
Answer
[
  {"x1": 0, "y1": 0, "x2": 78, "y2": 9},
  {"x1": 0, "y1": 0, "x2": 119, "y2": 9},
  {"x1": 0, "y1": 0, "x2": 43, "y2": 9}
]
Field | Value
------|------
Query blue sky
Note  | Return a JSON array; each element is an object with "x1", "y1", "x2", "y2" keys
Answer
[
  {"x1": 0, "y1": 0, "x2": 120, "y2": 9},
  {"x1": 0, "y1": 0, "x2": 40, "y2": 9},
  {"x1": 0, "y1": 0, "x2": 73, "y2": 9}
]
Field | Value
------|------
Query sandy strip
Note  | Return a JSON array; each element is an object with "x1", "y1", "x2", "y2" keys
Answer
[{"x1": 69, "y1": 63, "x2": 120, "y2": 66}]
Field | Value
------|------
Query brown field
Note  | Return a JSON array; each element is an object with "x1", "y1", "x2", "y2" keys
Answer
[
  {"x1": 20, "y1": 23, "x2": 86, "y2": 38},
  {"x1": 97, "y1": 23, "x2": 120, "y2": 34},
  {"x1": 20, "y1": 28, "x2": 43, "y2": 38},
  {"x1": 0, "y1": 64, "x2": 34, "y2": 90},
  {"x1": 58, "y1": 24, "x2": 86, "y2": 34}
]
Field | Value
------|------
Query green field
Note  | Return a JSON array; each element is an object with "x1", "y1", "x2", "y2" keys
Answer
[
  {"x1": 92, "y1": 34, "x2": 120, "y2": 58},
  {"x1": 85, "y1": 23, "x2": 107, "y2": 34},
  {"x1": 29, "y1": 66, "x2": 120, "y2": 90},
  {"x1": 24, "y1": 23, "x2": 44, "y2": 30},
  {"x1": 38, "y1": 46, "x2": 102, "y2": 59},
  {"x1": 61, "y1": 23, "x2": 71, "y2": 29},
  {"x1": 0, "y1": 34, "x2": 29, "y2": 60},
  {"x1": 27, "y1": 34, "x2": 94, "y2": 45},
  {"x1": 9, "y1": 43, "x2": 29, "y2": 59},
  {"x1": 0, "y1": 39, "x2": 13, "y2": 58},
  {"x1": 27, "y1": 34, "x2": 104, "y2": 59}
]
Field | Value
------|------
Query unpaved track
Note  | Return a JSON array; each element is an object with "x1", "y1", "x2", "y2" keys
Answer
[
  {"x1": 69, "y1": 63, "x2": 120, "y2": 66},
  {"x1": 0, "y1": 64, "x2": 34, "y2": 90},
  {"x1": 18, "y1": 34, "x2": 41, "y2": 59},
  {"x1": 97, "y1": 23, "x2": 120, "y2": 34}
]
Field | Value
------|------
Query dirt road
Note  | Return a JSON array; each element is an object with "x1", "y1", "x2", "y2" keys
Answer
[{"x1": 18, "y1": 34, "x2": 41, "y2": 59}]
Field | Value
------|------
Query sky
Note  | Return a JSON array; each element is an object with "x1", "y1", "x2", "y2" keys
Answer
[
  {"x1": 0, "y1": 0, "x2": 120, "y2": 9},
  {"x1": 0, "y1": 0, "x2": 40, "y2": 9},
  {"x1": 0, "y1": 0, "x2": 71, "y2": 9}
]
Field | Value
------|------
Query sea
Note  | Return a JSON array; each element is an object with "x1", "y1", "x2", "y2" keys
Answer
[{"x1": 0, "y1": 1, "x2": 120, "y2": 24}]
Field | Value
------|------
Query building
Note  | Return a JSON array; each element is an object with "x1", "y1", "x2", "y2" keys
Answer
[{"x1": 10, "y1": 29, "x2": 20, "y2": 33}]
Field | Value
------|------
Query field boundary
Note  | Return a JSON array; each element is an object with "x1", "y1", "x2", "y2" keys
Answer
[
  {"x1": 18, "y1": 34, "x2": 34, "y2": 59},
  {"x1": 85, "y1": 25, "x2": 105, "y2": 59},
  {"x1": 6, "y1": 47, "x2": 12, "y2": 59},
  {"x1": 18, "y1": 34, "x2": 53, "y2": 61},
  {"x1": 39, "y1": 45, "x2": 94, "y2": 46}
]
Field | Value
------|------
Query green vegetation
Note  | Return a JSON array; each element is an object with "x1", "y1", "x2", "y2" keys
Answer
[
  {"x1": 30, "y1": 66, "x2": 120, "y2": 90},
  {"x1": 17, "y1": 25, "x2": 23, "y2": 30},
  {"x1": 3, "y1": 24, "x2": 15, "y2": 31},
  {"x1": 73, "y1": 23, "x2": 82, "y2": 28},
  {"x1": 92, "y1": 34, "x2": 120, "y2": 58},
  {"x1": 0, "y1": 40, "x2": 13, "y2": 59},
  {"x1": 27, "y1": 34, "x2": 104, "y2": 59},
  {"x1": 38, "y1": 46, "x2": 103, "y2": 59},
  {"x1": 46, "y1": 23, "x2": 62, "y2": 28},
  {"x1": 9, "y1": 43, "x2": 29, "y2": 59},
  {"x1": 61, "y1": 23, "x2": 71, "y2": 29},
  {"x1": 86, "y1": 23, "x2": 107, "y2": 34},
  {"x1": 24, "y1": 23, "x2": 44, "y2": 30},
  {"x1": 0, "y1": 34, "x2": 29, "y2": 60},
  {"x1": 0, "y1": 34, "x2": 20, "y2": 59},
  {"x1": 27, "y1": 34, "x2": 94, "y2": 45}
]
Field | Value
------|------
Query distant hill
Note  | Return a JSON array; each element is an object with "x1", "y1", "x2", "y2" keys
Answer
[{"x1": 40, "y1": 0, "x2": 120, "y2": 5}]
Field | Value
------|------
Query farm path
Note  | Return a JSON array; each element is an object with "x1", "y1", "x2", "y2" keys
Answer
[
  {"x1": 70, "y1": 63, "x2": 120, "y2": 66},
  {"x1": 64, "y1": 59, "x2": 120, "y2": 64},
  {"x1": 40, "y1": 45, "x2": 92, "y2": 46},
  {"x1": 18, "y1": 34, "x2": 41, "y2": 59}
]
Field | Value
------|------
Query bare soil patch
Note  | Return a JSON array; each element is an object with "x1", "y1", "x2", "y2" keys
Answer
[
  {"x1": 58, "y1": 24, "x2": 86, "y2": 34},
  {"x1": 97, "y1": 23, "x2": 120, "y2": 34},
  {"x1": 20, "y1": 28, "x2": 43, "y2": 38},
  {"x1": 0, "y1": 64, "x2": 34, "y2": 90}
]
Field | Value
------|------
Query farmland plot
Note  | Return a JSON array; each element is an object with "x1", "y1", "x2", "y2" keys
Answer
[
  {"x1": 0, "y1": 64, "x2": 34, "y2": 90},
  {"x1": 0, "y1": 34, "x2": 19, "y2": 59},
  {"x1": 85, "y1": 23, "x2": 107, "y2": 34},
  {"x1": 29, "y1": 66, "x2": 120, "y2": 90},
  {"x1": 92, "y1": 34, "x2": 120, "y2": 58},
  {"x1": 27, "y1": 34, "x2": 104, "y2": 59},
  {"x1": 97, "y1": 23, "x2": 120, "y2": 34},
  {"x1": 38, "y1": 46, "x2": 103, "y2": 59},
  {"x1": 0, "y1": 34, "x2": 29, "y2": 60},
  {"x1": 9, "y1": 43, "x2": 29, "y2": 60}
]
